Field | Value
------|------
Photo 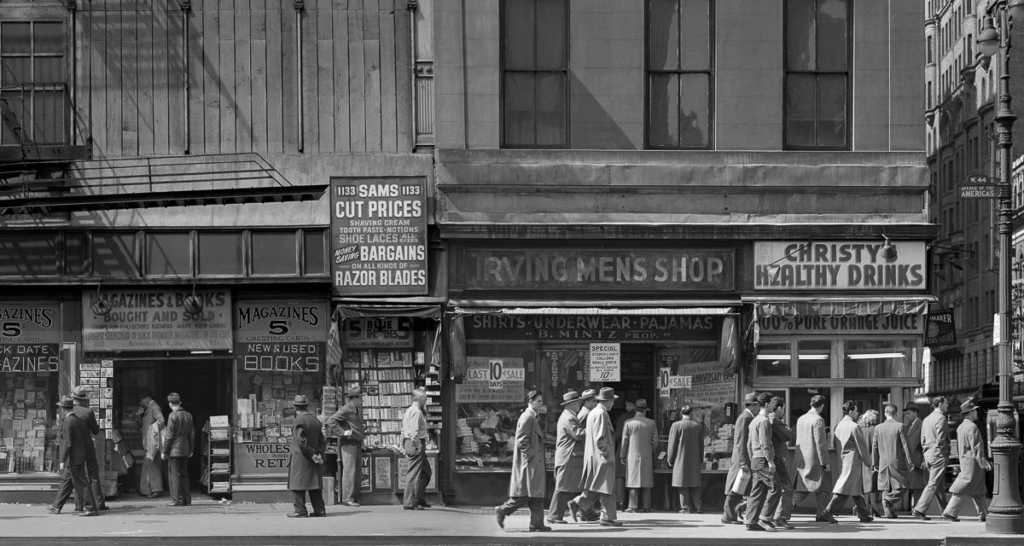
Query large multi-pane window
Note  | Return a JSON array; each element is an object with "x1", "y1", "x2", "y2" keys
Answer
[
  {"x1": 0, "y1": 21, "x2": 66, "y2": 145},
  {"x1": 500, "y1": 0, "x2": 568, "y2": 148},
  {"x1": 646, "y1": 0, "x2": 713, "y2": 149},
  {"x1": 784, "y1": 0, "x2": 849, "y2": 149}
]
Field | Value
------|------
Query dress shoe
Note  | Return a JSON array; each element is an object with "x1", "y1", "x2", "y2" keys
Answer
[
  {"x1": 757, "y1": 520, "x2": 777, "y2": 531},
  {"x1": 624, "y1": 507, "x2": 636, "y2": 513},
  {"x1": 417, "y1": 501, "x2": 432, "y2": 508},
  {"x1": 495, "y1": 506, "x2": 506, "y2": 529},
  {"x1": 99, "y1": 506, "x2": 110, "y2": 511},
  {"x1": 858, "y1": 515, "x2": 874, "y2": 523},
  {"x1": 341, "y1": 501, "x2": 361, "y2": 507},
  {"x1": 599, "y1": 519, "x2": 623, "y2": 527},
  {"x1": 402, "y1": 505, "x2": 423, "y2": 510},
  {"x1": 980, "y1": 513, "x2": 987, "y2": 522},
  {"x1": 47, "y1": 505, "x2": 61, "y2": 515},
  {"x1": 818, "y1": 514, "x2": 839, "y2": 524},
  {"x1": 309, "y1": 512, "x2": 326, "y2": 518},
  {"x1": 747, "y1": 524, "x2": 764, "y2": 532},
  {"x1": 167, "y1": 502, "x2": 184, "y2": 507},
  {"x1": 720, "y1": 516, "x2": 738, "y2": 524},
  {"x1": 78, "y1": 511, "x2": 99, "y2": 517},
  {"x1": 546, "y1": 516, "x2": 567, "y2": 524},
  {"x1": 529, "y1": 525, "x2": 552, "y2": 532},
  {"x1": 912, "y1": 510, "x2": 931, "y2": 521},
  {"x1": 567, "y1": 499, "x2": 581, "y2": 522},
  {"x1": 774, "y1": 519, "x2": 795, "y2": 530},
  {"x1": 942, "y1": 513, "x2": 959, "y2": 522},
  {"x1": 287, "y1": 512, "x2": 308, "y2": 518}
]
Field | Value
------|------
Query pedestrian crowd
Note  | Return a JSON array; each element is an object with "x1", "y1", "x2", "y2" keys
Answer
[{"x1": 495, "y1": 388, "x2": 990, "y2": 532}]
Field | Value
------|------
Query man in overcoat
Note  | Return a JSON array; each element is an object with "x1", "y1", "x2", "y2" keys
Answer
[
  {"x1": 667, "y1": 405, "x2": 704, "y2": 513},
  {"x1": 576, "y1": 389, "x2": 598, "y2": 426},
  {"x1": 569, "y1": 387, "x2": 622, "y2": 526},
  {"x1": 162, "y1": 392, "x2": 194, "y2": 507},
  {"x1": 912, "y1": 396, "x2": 950, "y2": 520},
  {"x1": 821, "y1": 401, "x2": 873, "y2": 523},
  {"x1": 496, "y1": 390, "x2": 549, "y2": 532},
  {"x1": 768, "y1": 397, "x2": 796, "y2": 529},
  {"x1": 48, "y1": 396, "x2": 82, "y2": 514},
  {"x1": 547, "y1": 390, "x2": 585, "y2": 524},
  {"x1": 326, "y1": 385, "x2": 365, "y2": 507},
  {"x1": 902, "y1": 404, "x2": 926, "y2": 507},
  {"x1": 794, "y1": 394, "x2": 831, "y2": 522},
  {"x1": 138, "y1": 393, "x2": 165, "y2": 498},
  {"x1": 723, "y1": 391, "x2": 759, "y2": 524},
  {"x1": 873, "y1": 403, "x2": 914, "y2": 519},
  {"x1": 621, "y1": 398, "x2": 657, "y2": 512},
  {"x1": 744, "y1": 392, "x2": 778, "y2": 532},
  {"x1": 941, "y1": 398, "x2": 989, "y2": 522},
  {"x1": 72, "y1": 386, "x2": 107, "y2": 512},
  {"x1": 65, "y1": 388, "x2": 102, "y2": 516},
  {"x1": 287, "y1": 394, "x2": 326, "y2": 518}
]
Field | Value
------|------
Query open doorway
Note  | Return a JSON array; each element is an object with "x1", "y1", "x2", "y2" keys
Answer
[{"x1": 114, "y1": 358, "x2": 232, "y2": 497}]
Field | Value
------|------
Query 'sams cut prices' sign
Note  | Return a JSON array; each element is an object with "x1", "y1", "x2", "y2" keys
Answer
[{"x1": 331, "y1": 178, "x2": 428, "y2": 296}]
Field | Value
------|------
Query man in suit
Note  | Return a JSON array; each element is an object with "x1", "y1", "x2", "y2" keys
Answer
[
  {"x1": 326, "y1": 385, "x2": 364, "y2": 507},
  {"x1": 572, "y1": 388, "x2": 600, "y2": 522},
  {"x1": 822, "y1": 401, "x2": 873, "y2": 524},
  {"x1": 547, "y1": 390, "x2": 586, "y2": 524},
  {"x1": 402, "y1": 387, "x2": 432, "y2": 510},
  {"x1": 569, "y1": 387, "x2": 623, "y2": 527},
  {"x1": 794, "y1": 394, "x2": 831, "y2": 522},
  {"x1": 912, "y1": 396, "x2": 950, "y2": 520},
  {"x1": 769, "y1": 397, "x2": 796, "y2": 529},
  {"x1": 873, "y1": 403, "x2": 914, "y2": 519},
  {"x1": 162, "y1": 392, "x2": 195, "y2": 507},
  {"x1": 723, "y1": 391, "x2": 760, "y2": 524},
  {"x1": 65, "y1": 388, "x2": 101, "y2": 516},
  {"x1": 621, "y1": 398, "x2": 657, "y2": 513},
  {"x1": 667, "y1": 405, "x2": 704, "y2": 513},
  {"x1": 941, "y1": 398, "x2": 989, "y2": 522},
  {"x1": 287, "y1": 394, "x2": 326, "y2": 517},
  {"x1": 745, "y1": 393, "x2": 778, "y2": 532},
  {"x1": 496, "y1": 390, "x2": 549, "y2": 532},
  {"x1": 902, "y1": 404, "x2": 926, "y2": 508},
  {"x1": 48, "y1": 396, "x2": 82, "y2": 514}
]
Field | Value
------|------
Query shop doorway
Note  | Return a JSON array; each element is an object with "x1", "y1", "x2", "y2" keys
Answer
[{"x1": 114, "y1": 358, "x2": 232, "y2": 496}]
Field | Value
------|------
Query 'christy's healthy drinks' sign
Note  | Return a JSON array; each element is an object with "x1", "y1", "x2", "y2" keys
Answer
[
  {"x1": 331, "y1": 177, "x2": 428, "y2": 296},
  {"x1": 754, "y1": 241, "x2": 927, "y2": 290}
]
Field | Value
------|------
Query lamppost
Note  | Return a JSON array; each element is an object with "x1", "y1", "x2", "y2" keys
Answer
[{"x1": 977, "y1": 0, "x2": 1024, "y2": 534}]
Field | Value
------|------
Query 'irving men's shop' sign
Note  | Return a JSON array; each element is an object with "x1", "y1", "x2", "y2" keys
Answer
[{"x1": 754, "y1": 241, "x2": 927, "y2": 290}]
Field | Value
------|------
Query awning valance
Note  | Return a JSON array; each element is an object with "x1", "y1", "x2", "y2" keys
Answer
[
  {"x1": 333, "y1": 301, "x2": 443, "y2": 320},
  {"x1": 750, "y1": 297, "x2": 934, "y2": 318}
]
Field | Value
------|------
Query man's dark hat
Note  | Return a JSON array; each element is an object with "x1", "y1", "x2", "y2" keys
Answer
[{"x1": 292, "y1": 394, "x2": 310, "y2": 407}]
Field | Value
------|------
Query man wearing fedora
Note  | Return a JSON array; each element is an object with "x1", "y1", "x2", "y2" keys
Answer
[
  {"x1": 941, "y1": 398, "x2": 990, "y2": 522},
  {"x1": 547, "y1": 389, "x2": 586, "y2": 524},
  {"x1": 569, "y1": 386, "x2": 622, "y2": 527},
  {"x1": 162, "y1": 392, "x2": 195, "y2": 507},
  {"x1": 577, "y1": 388, "x2": 598, "y2": 428},
  {"x1": 496, "y1": 389, "x2": 549, "y2": 532},
  {"x1": 48, "y1": 395, "x2": 83, "y2": 514},
  {"x1": 327, "y1": 385, "x2": 365, "y2": 507},
  {"x1": 288, "y1": 394, "x2": 326, "y2": 517},
  {"x1": 66, "y1": 387, "x2": 103, "y2": 516},
  {"x1": 668, "y1": 404, "x2": 704, "y2": 513},
  {"x1": 621, "y1": 398, "x2": 657, "y2": 513},
  {"x1": 723, "y1": 391, "x2": 759, "y2": 524}
]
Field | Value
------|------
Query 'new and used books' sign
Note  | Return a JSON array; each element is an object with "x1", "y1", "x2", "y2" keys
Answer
[{"x1": 331, "y1": 177, "x2": 428, "y2": 296}]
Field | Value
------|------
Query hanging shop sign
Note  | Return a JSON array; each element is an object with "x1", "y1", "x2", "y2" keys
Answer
[
  {"x1": 460, "y1": 248, "x2": 735, "y2": 291},
  {"x1": 234, "y1": 300, "x2": 329, "y2": 373},
  {"x1": 754, "y1": 241, "x2": 927, "y2": 290},
  {"x1": 341, "y1": 317, "x2": 414, "y2": 349},
  {"x1": 330, "y1": 177, "x2": 429, "y2": 296},
  {"x1": 82, "y1": 289, "x2": 232, "y2": 352},
  {"x1": 0, "y1": 302, "x2": 61, "y2": 374},
  {"x1": 758, "y1": 313, "x2": 925, "y2": 335},
  {"x1": 925, "y1": 309, "x2": 957, "y2": 347},
  {"x1": 588, "y1": 343, "x2": 621, "y2": 382},
  {"x1": 456, "y1": 357, "x2": 525, "y2": 403},
  {"x1": 465, "y1": 314, "x2": 722, "y2": 342}
]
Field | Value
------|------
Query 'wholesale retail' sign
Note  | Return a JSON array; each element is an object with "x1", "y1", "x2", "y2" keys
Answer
[
  {"x1": 754, "y1": 241, "x2": 927, "y2": 290},
  {"x1": 330, "y1": 177, "x2": 429, "y2": 296}
]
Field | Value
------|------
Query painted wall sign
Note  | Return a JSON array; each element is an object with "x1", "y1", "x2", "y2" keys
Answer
[
  {"x1": 465, "y1": 314, "x2": 721, "y2": 343},
  {"x1": 758, "y1": 313, "x2": 925, "y2": 335},
  {"x1": 588, "y1": 343, "x2": 621, "y2": 382},
  {"x1": 83, "y1": 289, "x2": 232, "y2": 352},
  {"x1": 456, "y1": 357, "x2": 525, "y2": 403},
  {"x1": 235, "y1": 300, "x2": 328, "y2": 373},
  {"x1": 341, "y1": 317, "x2": 414, "y2": 349},
  {"x1": 236, "y1": 441, "x2": 291, "y2": 475},
  {"x1": 0, "y1": 302, "x2": 61, "y2": 374},
  {"x1": 754, "y1": 241, "x2": 927, "y2": 290},
  {"x1": 461, "y1": 248, "x2": 735, "y2": 291},
  {"x1": 331, "y1": 177, "x2": 428, "y2": 296}
]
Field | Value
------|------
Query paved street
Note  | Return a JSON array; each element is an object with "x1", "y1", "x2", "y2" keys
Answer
[{"x1": 0, "y1": 499, "x2": 1017, "y2": 545}]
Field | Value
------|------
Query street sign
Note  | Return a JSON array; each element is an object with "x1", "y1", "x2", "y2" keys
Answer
[{"x1": 961, "y1": 174, "x2": 1001, "y2": 199}]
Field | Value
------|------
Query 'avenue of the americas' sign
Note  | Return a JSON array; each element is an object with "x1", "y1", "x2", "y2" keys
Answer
[{"x1": 754, "y1": 241, "x2": 927, "y2": 290}]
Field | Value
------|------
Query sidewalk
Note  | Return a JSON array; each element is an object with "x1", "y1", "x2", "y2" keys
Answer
[{"x1": 0, "y1": 498, "x2": 1016, "y2": 545}]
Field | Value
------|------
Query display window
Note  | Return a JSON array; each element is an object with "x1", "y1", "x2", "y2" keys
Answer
[
  {"x1": 0, "y1": 373, "x2": 59, "y2": 473},
  {"x1": 843, "y1": 338, "x2": 917, "y2": 379}
]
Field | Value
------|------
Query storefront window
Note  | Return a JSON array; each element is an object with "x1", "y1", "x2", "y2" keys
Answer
[
  {"x1": 0, "y1": 373, "x2": 59, "y2": 473},
  {"x1": 797, "y1": 339, "x2": 831, "y2": 378},
  {"x1": 756, "y1": 342, "x2": 792, "y2": 377},
  {"x1": 788, "y1": 387, "x2": 831, "y2": 426},
  {"x1": 843, "y1": 339, "x2": 917, "y2": 379}
]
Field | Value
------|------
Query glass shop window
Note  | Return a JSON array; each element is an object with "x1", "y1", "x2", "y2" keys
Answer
[{"x1": 843, "y1": 339, "x2": 916, "y2": 379}]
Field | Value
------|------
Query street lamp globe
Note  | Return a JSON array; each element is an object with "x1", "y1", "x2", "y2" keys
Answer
[{"x1": 978, "y1": 16, "x2": 1001, "y2": 58}]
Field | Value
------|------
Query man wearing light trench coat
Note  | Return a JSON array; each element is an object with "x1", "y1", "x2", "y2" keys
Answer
[{"x1": 495, "y1": 390, "x2": 549, "y2": 532}]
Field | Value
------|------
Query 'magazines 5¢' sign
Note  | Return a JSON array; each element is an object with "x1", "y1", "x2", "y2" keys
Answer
[{"x1": 754, "y1": 241, "x2": 927, "y2": 290}]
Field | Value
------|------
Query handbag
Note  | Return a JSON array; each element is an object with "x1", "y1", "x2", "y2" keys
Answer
[{"x1": 731, "y1": 467, "x2": 751, "y2": 494}]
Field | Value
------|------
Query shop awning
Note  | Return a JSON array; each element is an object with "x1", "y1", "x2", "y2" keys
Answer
[
  {"x1": 746, "y1": 296, "x2": 935, "y2": 317},
  {"x1": 333, "y1": 299, "x2": 444, "y2": 320},
  {"x1": 448, "y1": 299, "x2": 741, "y2": 316}
]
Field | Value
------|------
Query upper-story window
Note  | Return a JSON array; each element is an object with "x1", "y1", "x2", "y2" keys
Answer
[
  {"x1": 500, "y1": 0, "x2": 569, "y2": 148},
  {"x1": 785, "y1": 0, "x2": 849, "y2": 149},
  {"x1": 645, "y1": 0, "x2": 713, "y2": 149},
  {"x1": 0, "y1": 21, "x2": 66, "y2": 145}
]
